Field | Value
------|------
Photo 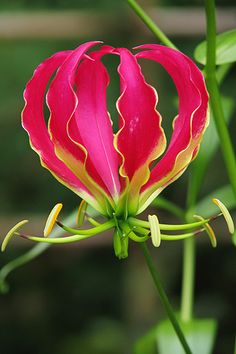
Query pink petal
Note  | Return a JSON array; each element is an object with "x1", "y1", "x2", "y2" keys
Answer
[
  {"x1": 115, "y1": 48, "x2": 166, "y2": 213},
  {"x1": 47, "y1": 42, "x2": 115, "y2": 207},
  {"x1": 135, "y1": 45, "x2": 209, "y2": 213},
  {"x1": 22, "y1": 50, "x2": 97, "y2": 205},
  {"x1": 68, "y1": 56, "x2": 120, "y2": 198}
]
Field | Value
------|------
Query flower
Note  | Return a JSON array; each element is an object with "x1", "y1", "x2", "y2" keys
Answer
[{"x1": 22, "y1": 41, "x2": 209, "y2": 219}]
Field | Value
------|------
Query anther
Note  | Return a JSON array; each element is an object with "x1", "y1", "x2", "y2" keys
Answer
[
  {"x1": 148, "y1": 215, "x2": 161, "y2": 247},
  {"x1": 44, "y1": 203, "x2": 63, "y2": 237},
  {"x1": 1, "y1": 220, "x2": 29, "y2": 251},
  {"x1": 212, "y1": 198, "x2": 235, "y2": 234}
]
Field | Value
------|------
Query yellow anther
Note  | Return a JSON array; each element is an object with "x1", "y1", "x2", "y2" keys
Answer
[
  {"x1": 77, "y1": 200, "x2": 87, "y2": 227},
  {"x1": 1, "y1": 220, "x2": 29, "y2": 252},
  {"x1": 44, "y1": 203, "x2": 63, "y2": 237},
  {"x1": 194, "y1": 215, "x2": 217, "y2": 247},
  {"x1": 212, "y1": 198, "x2": 235, "y2": 234},
  {"x1": 148, "y1": 215, "x2": 161, "y2": 247}
]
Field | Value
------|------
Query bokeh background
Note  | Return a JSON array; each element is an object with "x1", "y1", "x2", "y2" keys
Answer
[{"x1": 0, "y1": 1, "x2": 235, "y2": 353}]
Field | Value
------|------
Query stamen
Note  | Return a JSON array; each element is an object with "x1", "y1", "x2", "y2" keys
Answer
[
  {"x1": 161, "y1": 229, "x2": 204, "y2": 241},
  {"x1": 16, "y1": 232, "x2": 98, "y2": 244},
  {"x1": 56, "y1": 219, "x2": 115, "y2": 236},
  {"x1": 77, "y1": 200, "x2": 87, "y2": 227},
  {"x1": 128, "y1": 216, "x2": 211, "y2": 231},
  {"x1": 86, "y1": 215, "x2": 101, "y2": 227},
  {"x1": 212, "y1": 198, "x2": 235, "y2": 234},
  {"x1": 148, "y1": 215, "x2": 161, "y2": 247},
  {"x1": 44, "y1": 203, "x2": 63, "y2": 237},
  {"x1": 1, "y1": 220, "x2": 29, "y2": 252},
  {"x1": 194, "y1": 215, "x2": 217, "y2": 247}
]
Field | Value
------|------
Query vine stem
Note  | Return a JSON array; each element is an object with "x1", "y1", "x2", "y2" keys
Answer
[
  {"x1": 126, "y1": 0, "x2": 177, "y2": 49},
  {"x1": 140, "y1": 242, "x2": 193, "y2": 354},
  {"x1": 204, "y1": 0, "x2": 236, "y2": 199}
]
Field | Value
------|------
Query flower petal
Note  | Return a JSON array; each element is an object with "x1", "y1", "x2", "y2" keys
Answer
[
  {"x1": 135, "y1": 45, "x2": 209, "y2": 213},
  {"x1": 115, "y1": 48, "x2": 166, "y2": 214},
  {"x1": 22, "y1": 50, "x2": 103, "y2": 211},
  {"x1": 47, "y1": 42, "x2": 114, "y2": 213},
  {"x1": 67, "y1": 56, "x2": 121, "y2": 199}
]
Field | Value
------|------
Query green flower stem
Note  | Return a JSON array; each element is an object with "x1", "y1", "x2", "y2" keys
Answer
[
  {"x1": 128, "y1": 216, "x2": 210, "y2": 231},
  {"x1": 57, "y1": 220, "x2": 115, "y2": 235},
  {"x1": 126, "y1": 0, "x2": 177, "y2": 49},
  {"x1": 140, "y1": 242, "x2": 192, "y2": 354},
  {"x1": 180, "y1": 0, "x2": 236, "y2": 322},
  {"x1": 180, "y1": 237, "x2": 196, "y2": 322},
  {"x1": 204, "y1": 0, "x2": 236, "y2": 199}
]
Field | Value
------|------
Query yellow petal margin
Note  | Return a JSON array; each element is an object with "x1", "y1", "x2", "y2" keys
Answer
[
  {"x1": 212, "y1": 198, "x2": 235, "y2": 234},
  {"x1": 1, "y1": 219, "x2": 29, "y2": 252},
  {"x1": 44, "y1": 203, "x2": 63, "y2": 237}
]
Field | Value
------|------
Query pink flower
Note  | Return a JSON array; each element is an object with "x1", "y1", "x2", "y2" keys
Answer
[{"x1": 22, "y1": 41, "x2": 209, "y2": 218}]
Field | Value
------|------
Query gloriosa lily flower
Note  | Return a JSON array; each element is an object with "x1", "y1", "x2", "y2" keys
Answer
[
  {"x1": 22, "y1": 41, "x2": 209, "y2": 216},
  {"x1": 3, "y1": 41, "x2": 234, "y2": 259}
]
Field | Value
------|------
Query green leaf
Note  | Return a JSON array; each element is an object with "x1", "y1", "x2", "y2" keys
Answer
[
  {"x1": 134, "y1": 325, "x2": 158, "y2": 354},
  {"x1": 156, "y1": 318, "x2": 217, "y2": 354},
  {"x1": 194, "y1": 29, "x2": 236, "y2": 65},
  {"x1": 195, "y1": 184, "x2": 235, "y2": 218},
  {"x1": 187, "y1": 96, "x2": 234, "y2": 208}
]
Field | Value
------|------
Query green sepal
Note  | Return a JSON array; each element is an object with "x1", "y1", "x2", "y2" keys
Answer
[
  {"x1": 113, "y1": 230, "x2": 122, "y2": 258},
  {"x1": 194, "y1": 29, "x2": 236, "y2": 65},
  {"x1": 113, "y1": 224, "x2": 129, "y2": 260},
  {"x1": 119, "y1": 235, "x2": 129, "y2": 259},
  {"x1": 156, "y1": 318, "x2": 217, "y2": 354}
]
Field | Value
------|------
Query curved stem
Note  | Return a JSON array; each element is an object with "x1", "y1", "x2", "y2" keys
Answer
[
  {"x1": 126, "y1": 0, "x2": 177, "y2": 49},
  {"x1": 204, "y1": 0, "x2": 236, "y2": 199},
  {"x1": 140, "y1": 242, "x2": 192, "y2": 354}
]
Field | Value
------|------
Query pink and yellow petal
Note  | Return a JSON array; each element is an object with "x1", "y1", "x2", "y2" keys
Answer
[
  {"x1": 21, "y1": 50, "x2": 104, "y2": 212},
  {"x1": 135, "y1": 45, "x2": 209, "y2": 212},
  {"x1": 68, "y1": 57, "x2": 120, "y2": 199},
  {"x1": 46, "y1": 42, "x2": 115, "y2": 210},
  {"x1": 115, "y1": 48, "x2": 166, "y2": 214}
]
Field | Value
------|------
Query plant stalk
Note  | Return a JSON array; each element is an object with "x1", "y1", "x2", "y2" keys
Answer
[
  {"x1": 140, "y1": 242, "x2": 193, "y2": 354},
  {"x1": 126, "y1": 0, "x2": 177, "y2": 49},
  {"x1": 180, "y1": 237, "x2": 196, "y2": 322},
  {"x1": 204, "y1": 0, "x2": 236, "y2": 200}
]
